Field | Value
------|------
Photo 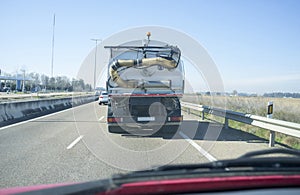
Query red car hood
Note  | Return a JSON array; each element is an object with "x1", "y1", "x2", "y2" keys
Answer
[{"x1": 1, "y1": 175, "x2": 300, "y2": 195}]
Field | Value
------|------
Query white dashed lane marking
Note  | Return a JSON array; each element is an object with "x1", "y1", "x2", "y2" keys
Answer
[
  {"x1": 179, "y1": 131, "x2": 217, "y2": 162},
  {"x1": 67, "y1": 135, "x2": 84, "y2": 150}
]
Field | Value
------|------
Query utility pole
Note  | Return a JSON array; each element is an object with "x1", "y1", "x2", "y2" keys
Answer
[
  {"x1": 51, "y1": 14, "x2": 56, "y2": 78},
  {"x1": 90, "y1": 38, "x2": 102, "y2": 90}
]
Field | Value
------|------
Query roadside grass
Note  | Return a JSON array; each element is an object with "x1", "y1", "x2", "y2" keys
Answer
[{"x1": 182, "y1": 94, "x2": 300, "y2": 149}]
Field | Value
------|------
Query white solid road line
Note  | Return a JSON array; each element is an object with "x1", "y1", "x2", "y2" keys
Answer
[
  {"x1": 0, "y1": 107, "x2": 74, "y2": 131},
  {"x1": 179, "y1": 131, "x2": 217, "y2": 162},
  {"x1": 98, "y1": 116, "x2": 104, "y2": 121},
  {"x1": 67, "y1": 135, "x2": 84, "y2": 150}
]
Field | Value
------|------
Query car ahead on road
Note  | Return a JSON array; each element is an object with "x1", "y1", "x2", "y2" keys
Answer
[
  {"x1": 98, "y1": 91, "x2": 108, "y2": 105},
  {"x1": 1, "y1": 149, "x2": 300, "y2": 194}
]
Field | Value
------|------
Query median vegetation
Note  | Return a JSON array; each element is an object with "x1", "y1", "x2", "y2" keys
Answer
[{"x1": 182, "y1": 94, "x2": 300, "y2": 149}]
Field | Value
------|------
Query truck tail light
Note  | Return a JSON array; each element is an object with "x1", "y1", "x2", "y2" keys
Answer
[
  {"x1": 168, "y1": 116, "x2": 183, "y2": 122},
  {"x1": 107, "y1": 117, "x2": 123, "y2": 123}
]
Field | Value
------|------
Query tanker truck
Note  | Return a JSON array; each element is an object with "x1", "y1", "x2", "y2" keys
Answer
[{"x1": 105, "y1": 33, "x2": 184, "y2": 134}]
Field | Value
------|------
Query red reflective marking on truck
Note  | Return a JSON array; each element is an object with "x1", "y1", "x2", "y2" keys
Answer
[
  {"x1": 109, "y1": 94, "x2": 182, "y2": 97},
  {"x1": 168, "y1": 116, "x2": 183, "y2": 122},
  {"x1": 107, "y1": 117, "x2": 122, "y2": 123}
]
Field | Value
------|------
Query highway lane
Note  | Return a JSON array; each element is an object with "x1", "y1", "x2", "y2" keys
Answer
[{"x1": 0, "y1": 101, "x2": 274, "y2": 188}]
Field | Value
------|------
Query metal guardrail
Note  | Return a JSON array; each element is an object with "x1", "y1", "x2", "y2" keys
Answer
[{"x1": 181, "y1": 101, "x2": 300, "y2": 147}]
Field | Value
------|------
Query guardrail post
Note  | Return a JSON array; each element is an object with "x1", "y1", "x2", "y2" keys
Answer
[
  {"x1": 267, "y1": 101, "x2": 275, "y2": 147},
  {"x1": 201, "y1": 110, "x2": 204, "y2": 120},
  {"x1": 224, "y1": 118, "x2": 229, "y2": 129},
  {"x1": 269, "y1": 131, "x2": 275, "y2": 147},
  {"x1": 187, "y1": 108, "x2": 190, "y2": 114}
]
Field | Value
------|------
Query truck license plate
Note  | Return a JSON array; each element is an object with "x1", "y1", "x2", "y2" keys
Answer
[{"x1": 137, "y1": 117, "x2": 155, "y2": 121}]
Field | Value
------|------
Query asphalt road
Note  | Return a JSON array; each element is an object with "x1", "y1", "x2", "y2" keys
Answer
[{"x1": 0, "y1": 101, "x2": 276, "y2": 188}]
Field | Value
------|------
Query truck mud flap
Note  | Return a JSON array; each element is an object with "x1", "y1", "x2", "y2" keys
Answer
[{"x1": 108, "y1": 126, "x2": 127, "y2": 134}]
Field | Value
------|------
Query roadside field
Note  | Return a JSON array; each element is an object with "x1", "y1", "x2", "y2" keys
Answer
[{"x1": 182, "y1": 94, "x2": 300, "y2": 149}]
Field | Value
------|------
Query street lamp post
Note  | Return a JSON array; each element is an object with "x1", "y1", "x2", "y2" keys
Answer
[{"x1": 91, "y1": 38, "x2": 102, "y2": 90}]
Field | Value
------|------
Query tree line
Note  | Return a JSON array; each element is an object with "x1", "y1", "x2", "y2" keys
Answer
[
  {"x1": 1, "y1": 72, "x2": 92, "y2": 92},
  {"x1": 263, "y1": 92, "x2": 300, "y2": 98}
]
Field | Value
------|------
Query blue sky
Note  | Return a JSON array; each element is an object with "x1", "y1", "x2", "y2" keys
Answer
[{"x1": 0, "y1": 0, "x2": 299, "y2": 93}]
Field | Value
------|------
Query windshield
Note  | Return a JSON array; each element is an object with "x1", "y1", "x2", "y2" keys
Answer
[{"x1": 0, "y1": 0, "x2": 300, "y2": 192}]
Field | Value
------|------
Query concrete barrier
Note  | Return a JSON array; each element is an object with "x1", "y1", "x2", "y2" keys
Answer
[{"x1": 0, "y1": 95, "x2": 96, "y2": 127}]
